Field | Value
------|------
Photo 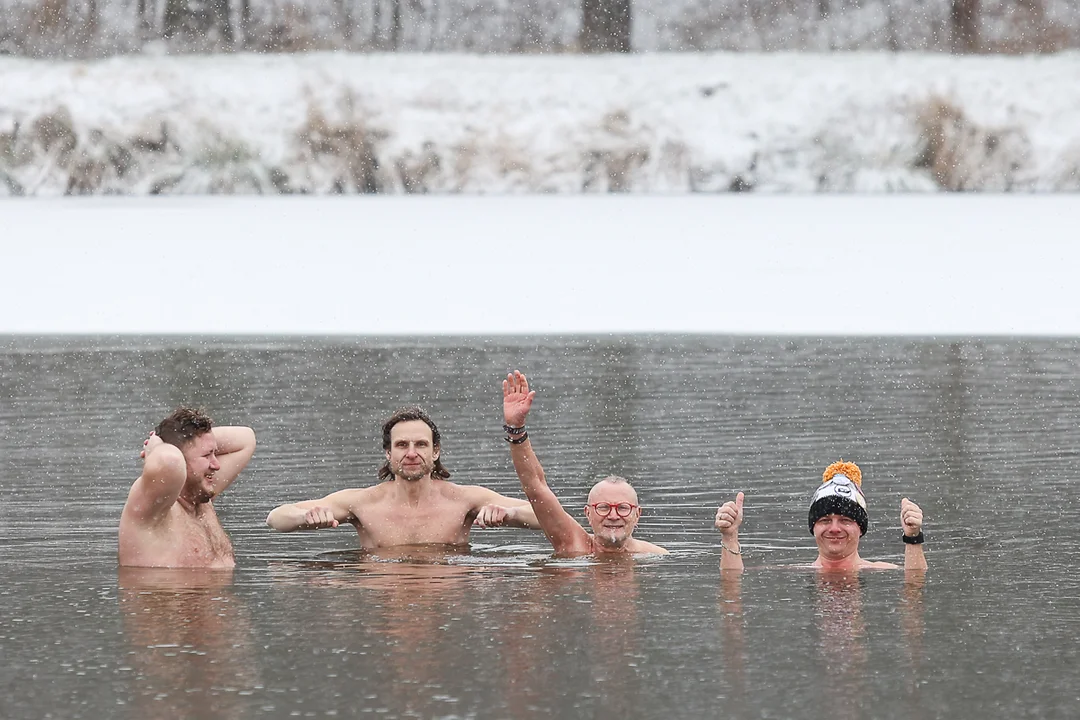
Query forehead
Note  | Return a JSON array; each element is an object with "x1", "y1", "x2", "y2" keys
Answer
[
  {"x1": 186, "y1": 432, "x2": 217, "y2": 453},
  {"x1": 588, "y1": 481, "x2": 638, "y2": 504},
  {"x1": 390, "y1": 420, "x2": 434, "y2": 444}
]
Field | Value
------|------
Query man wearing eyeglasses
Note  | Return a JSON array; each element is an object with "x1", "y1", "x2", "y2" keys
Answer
[{"x1": 502, "y1": 370, "x2": 668, "y2": 557}]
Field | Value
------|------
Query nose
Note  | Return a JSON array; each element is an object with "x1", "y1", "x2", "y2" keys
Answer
[{"x1": 210, "y1": 455, "x2": 221, "y2": 471}]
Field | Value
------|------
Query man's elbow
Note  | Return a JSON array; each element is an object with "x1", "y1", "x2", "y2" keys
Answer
[{"x1": 265, "y1": 506, "x2": 292, "y2": 532}]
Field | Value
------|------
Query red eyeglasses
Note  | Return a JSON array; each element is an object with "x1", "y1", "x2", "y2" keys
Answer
[{"x1": 587, "y1": 502, "x2": 638, "y2": 518}]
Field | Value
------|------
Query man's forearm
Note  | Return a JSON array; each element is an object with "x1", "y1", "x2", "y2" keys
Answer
[
  {"x1": 904, "y1": 542, "x2": 927, "y2": 571},
  {"x1": 510, "y1": 442, "x2": 549, "y2": 499},
  {"x1": 266, "y1": 504, "x2": 310, "y2": 532},
  {"x1": 720, "y1": 534, "x2": 745, "y2": 571},
  {"x1": 213, "y1": 426, "x2": 256, "y2": 455},
  {"x1": 505, "y1": 503, "x2": 540, "y2": 530}
]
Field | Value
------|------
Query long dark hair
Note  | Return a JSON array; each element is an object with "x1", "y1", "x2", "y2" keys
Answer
[{"x1": 378, "y1": 407, "x2": 451, "y2": 481}]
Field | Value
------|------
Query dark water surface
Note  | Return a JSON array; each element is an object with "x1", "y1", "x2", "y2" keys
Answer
[{"x1": 1, "y1": 335, "x2": 1079, "y2": 719}]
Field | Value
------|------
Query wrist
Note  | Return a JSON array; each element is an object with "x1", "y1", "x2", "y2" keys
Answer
[
  {"x1": 720, "y1": 538, "x2": 742, "y2": 555},
  {"x1": 902, "y1": 530, "x2": 925, "y2": 545}
]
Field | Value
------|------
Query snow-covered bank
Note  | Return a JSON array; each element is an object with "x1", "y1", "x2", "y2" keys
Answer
[
  {"x1": 4, "y1": 195, "x2": 1080, "y2": 335},
  {"x1": 1, "y1": 52, "x2": 1079, "y2": 195}
]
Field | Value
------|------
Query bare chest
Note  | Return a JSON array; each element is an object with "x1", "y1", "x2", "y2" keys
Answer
[
  {"x1": 121, "y1": 503, "x2": 235, "y2": 569},
  {"x1": 353, "y1": 500, "x2": 472, "y2": 548}
]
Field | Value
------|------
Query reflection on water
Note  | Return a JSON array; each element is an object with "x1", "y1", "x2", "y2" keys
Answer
[
  {"x1": 2, "y1": 335, "x2": 1080, "y2": 719},
  {"x1": 117, "y1": 568, "x2": 260, "y2": 720},
  {"x1": 814, "y1": 572, "x2": 867, "y2": 720}
]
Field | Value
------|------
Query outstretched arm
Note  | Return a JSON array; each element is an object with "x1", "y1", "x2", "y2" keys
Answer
[
  {"x1": 504, "y1": 371, "x2": 591, "y2": 554},
  {"x1": 266, "y1": 489, "x2": 358, "y2": 532},
  {"x1": 209, "y1": 426, "x2": 257, "y2": 495},
  {"x1": 901, "y1": 498, "x2": 927, "y2": 571},
  {"x1": 472, "y1": 491, "x2": 541, "y2": 530},
  {"x1": 714, "y1": 491, "x2": 745, "y2": 571}
]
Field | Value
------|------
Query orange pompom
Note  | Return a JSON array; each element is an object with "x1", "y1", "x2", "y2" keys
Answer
[{"x1": 823, "y1": 460, "x2": 862, "y2": 487}]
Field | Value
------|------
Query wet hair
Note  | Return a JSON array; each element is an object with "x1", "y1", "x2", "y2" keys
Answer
[
  {"x1": 378, "y1": 407, "x2": 451, "y2": 481},
  {"x1": 155, "y1": 407, "x2": 214, "y2": 449}
]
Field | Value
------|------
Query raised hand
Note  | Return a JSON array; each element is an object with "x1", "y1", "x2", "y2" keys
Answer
[
  {"x1": 303, "y1": 506, "x2": 339, "y2": 529},
  {"x1": 473, "y1": 504, "x2": 515, "y2": 528},
  {"x1": 714, "y1": 491, "x2": 744, "y2": 538},
  {"x1": 140, "y1": 431, "x2": 163, "y2": 460},
  {"x1": 900, "y1": 498, "x2": 923, "y2": 536},
  {"x1": 503, "y1": 370, "x2": 536, "y2": 428}
]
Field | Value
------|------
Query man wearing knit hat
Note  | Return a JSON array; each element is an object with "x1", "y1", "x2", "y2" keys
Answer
[{"x1": 714, "y1": 461, "x2": 926, "y2": 571}]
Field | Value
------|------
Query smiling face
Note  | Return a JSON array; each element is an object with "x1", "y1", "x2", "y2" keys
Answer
[
  {"x1": 180, "y1": 432, "x2": 221, "y2": 504},
  {"x1": 584, "y1": 478, "x2": 641, "y2": 549},
  {"x1": 385, "y1": 420, "x2": 439, "y2": 482},
  {"x1": 812, "y1": 513, "x2": 863, "y2": 562}
]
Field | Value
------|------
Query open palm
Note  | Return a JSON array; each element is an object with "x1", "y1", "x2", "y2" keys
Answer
[{"x1": 503, "y1": 370, "x2": 536, "y2": 427}]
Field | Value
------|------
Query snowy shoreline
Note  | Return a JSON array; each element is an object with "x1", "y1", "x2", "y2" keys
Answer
[{"x1": 2, "y1": 51, "x2": 1079, "y2": 195}]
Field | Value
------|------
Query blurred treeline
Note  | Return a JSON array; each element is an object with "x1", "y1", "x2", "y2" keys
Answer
[{"x1": 1, "y1": 0, "x2": 1075, "y2": 58}]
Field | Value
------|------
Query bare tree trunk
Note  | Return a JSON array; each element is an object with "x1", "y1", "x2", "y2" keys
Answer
[
  {"x1": 390, "y1": 0, "x2": 401, "y2": 49},
  {"x1": 581, "y1": 0, "x2": 632, "y2": 53},
  {"x1": 238, "y1": 0, "x2": 251, "y2": 47},
  {"x1": 950, "y1": 0, "x2": 980, "y2": 53},
  {"x1": 338, "y1": 0, "x2": 353, "y2": 43},
  {"x1": 209, "y1": 0, "x2": 233, "y2": 45},
  {"x1": 85, "y1": 0, "x2": 98, "y2": 41},
  {"x1": 162, "y1": 0, "x2": 186, "y2": 38},
  {"x1": 372, "y1": 0, "x2": 382, "y2": 48},
  {"x1": 137, "y1": 0, "x2": 152, "y2": 34}
]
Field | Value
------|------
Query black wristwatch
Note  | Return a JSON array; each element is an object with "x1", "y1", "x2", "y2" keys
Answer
[{"x1": 902, "y1": 531, "x2": 925, "y2": 545}]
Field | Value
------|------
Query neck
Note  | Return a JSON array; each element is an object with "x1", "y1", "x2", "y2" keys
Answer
[
  {"x1": 391, "y1": 474, "x2": 435, "y2": 503},
  {"x1": 592, "y1": 534, "x2": 631, "y2": 554},
  {"x1": 176, "y1": 493, "x2": 208, "y2": 513}
]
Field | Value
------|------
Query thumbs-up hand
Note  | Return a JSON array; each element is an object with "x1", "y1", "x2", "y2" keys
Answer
[
  {"x1": 900, "y1": 497, "x2": 923, "y2": 537},
  {"x1": 714, "y1": 491, "x2": 745, "y2": 538}
]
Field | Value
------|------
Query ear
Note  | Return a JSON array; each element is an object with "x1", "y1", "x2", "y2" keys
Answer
[{"x1": 432, "y1": 445, "x2": 440, "y2": 462}]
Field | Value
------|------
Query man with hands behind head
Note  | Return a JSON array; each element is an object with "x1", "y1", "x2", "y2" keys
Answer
[
  {"x1": 119, "y1": 407, "x2": 257, "y2": 568},
  {"x1": 716, "y1": 461, "x2": 926, "y2": 571},
  {"x1": 503, "y1": 370, "x2": 667, "y2": 557}
]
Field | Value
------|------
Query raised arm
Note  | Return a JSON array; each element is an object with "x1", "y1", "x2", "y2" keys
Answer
[
  {"x1": 266, "y1": 489, "x2": 358, "y2": 532},
  {"x1": 125, "y1": 434, "x2": 187, "y2": 525},
  {"x1": 900, "y1": 497, "x2": 927, "y2": 571},
  {"x1": 504, "y1": 371, "x2": 591, "y2": 554},
  {"x1": 209, "y1": 426, "x2": 257, "y2": 495},
  {"x1": 714, "y1": 491, "x2": 745, "y2": 571}
]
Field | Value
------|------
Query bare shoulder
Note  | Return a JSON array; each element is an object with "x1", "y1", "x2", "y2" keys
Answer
[
  {"x1": 329, "y1": 484, "x2": 385, "y2": 503},
  {"x1": 863, "y1": 560, "x2": 900, "y2": 569},
  {"x1": 630, "y1": 539, "x2": 670, "y2": 555},
  {"x1": 438, "y1": 481, "x2": 493, "y2": 503}
]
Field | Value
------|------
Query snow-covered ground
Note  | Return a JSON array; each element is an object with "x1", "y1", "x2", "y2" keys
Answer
[
  {"x1": 3, "y1": 195, "x2": 1079, "y2": 335},
  {"x1": 1, "y1": 52, "x2": 1079, "y2": 195}
]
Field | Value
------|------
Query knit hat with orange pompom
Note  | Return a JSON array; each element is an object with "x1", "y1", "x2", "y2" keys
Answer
[{"x1": 808, "y1": 461, "x2": 868, "y2": 536}]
